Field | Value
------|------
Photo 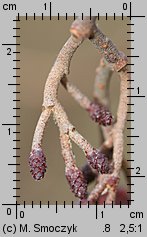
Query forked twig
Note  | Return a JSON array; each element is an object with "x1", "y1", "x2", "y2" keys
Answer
[{"x1": 28, "y1": 16, "x2": 130, "y2": 203}]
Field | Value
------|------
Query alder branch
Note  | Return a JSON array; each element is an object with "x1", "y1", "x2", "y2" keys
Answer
[
  {"x1": 93, "y1": 58, "x2": 113, "y2": 107},
  {"x1": 71, "y1": 17, "x2": 130, "y2": 203},
  {"x1": 29, "y1": 16, "x2": 130, "y2": 204}
]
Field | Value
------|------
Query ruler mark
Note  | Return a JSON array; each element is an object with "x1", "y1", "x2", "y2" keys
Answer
[
  {"x1": 129, "y1": 2, "x2": 132, "y2": 20},
  {"x1": 13, "y1": 13, "x2": 20, "y2": 22},
  {"x1": 98, "y1": 13, "x2": 99, "y2": 20},
  {"x1": 112, "y1": 201, "x2": 114, "y2": 208},
  {"x1": 80, "y1": 201, "x2": 81, "y2": 208},
  {"x1": 127, "y1": 175, "x2": 145, "y2": 178},
  {"x1": 96, "y1": 201, "x2": 98, "y2": 219},
  {"x1": 127, "y1": 135, "x2": 139, "y2": 138},
  {"x1": 127, "y1": 15, "x2": 145, "y2": 18},
  {"x1": 74, "y1": 13, "x2": 76, "y2": 20},
  {"x1": 127, "y1": 95, "x2": 145, "y2": 98},
  {"x1": 8, "y1": 163, "x2": 20, "y2": 166},
  {"x1": 127, "y1": 55, "x2": 139, "y2": 58},
  {"x1": 13, "y1": 27, "x2": 20, "y2": 30},
  {"x1": 2, "y1": 203, "x2": 20, "y2": 206},
  {"x1": 106, "y1": 13, "x2": 107, "y2": 20},
  {"x1": 122, "y1": 13, "x2": 123, "y2": 20},
  {"x1": 50, "y1": 1, "x2": 52, "y2": 20},
  {"x1": 56, "y1": 201, "x2": 58, "y2": 213},
  {"x1": 2, "y1": 124, "x2": 20, "y2": 126},
  {"x1": 15, "y1": 201, "x2": 18, "y2": 220},
  {"x1": 8, "y1": 84, "x2": 20, "y2": 85},
  {"x1": 2, "y1": 43, "x2": 20, "y2": 46},
  {"x1": 82, "y1": 13, "x2": 83, "y2": 20}
]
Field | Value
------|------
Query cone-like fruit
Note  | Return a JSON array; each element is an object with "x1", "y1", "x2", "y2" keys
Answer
[
  {"x1": 86, "y1": 148, "x2": 109, "y2": 174},
  {"x1": 28, "y1": 147, "x2": 47, "y2": 180},
  {"x1": 65, "y1": 166, "x2": 87, "y2": 199},
  {"x1": 87, "y1": 102, "x2": 113, "y2": 126}
]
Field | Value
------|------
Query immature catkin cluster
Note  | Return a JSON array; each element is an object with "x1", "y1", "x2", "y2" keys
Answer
[
  {"x1": 87, "y1": 102, "x2": 113, "y2": 126},
  {"x1": 65, "y1": 166, "x2": 88, "y2": 199},
  {"x1": 28, "y1": 147, "x2": 47, "y2": 180},
  {"x1": 86, "y1": 148, "x2": 109, "y2": 174}
]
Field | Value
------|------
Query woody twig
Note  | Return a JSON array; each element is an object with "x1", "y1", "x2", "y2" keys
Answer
[{"x1": 28, "y1": 16, "x2": 130, "y2": 203}]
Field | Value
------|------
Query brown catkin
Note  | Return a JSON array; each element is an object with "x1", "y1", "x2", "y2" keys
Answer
[
  {"x1": 28, "y1": 147, "x2": 47, "y2": 180},
  {"x1": 87, "y1": 102, "x2": 113, "y2": 126},
  {"x1": 65, "y1": 166, "x2": 87, "y2": 199}
]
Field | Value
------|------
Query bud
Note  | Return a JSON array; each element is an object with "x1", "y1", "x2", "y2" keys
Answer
[
  {"x1": 87, "y1": 102, "x2": 113, "y2": 126},
  {"x1": 65, "y1": 166, "x2": 87, "y2": 199},
  {"x1": 28, "y1": 147, "x2": 47, "y2": 180},
  {"x1": 86, "y1": 148, "x2": 109, "y2": 174}
]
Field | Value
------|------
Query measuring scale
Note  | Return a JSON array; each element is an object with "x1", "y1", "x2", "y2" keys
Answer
[{"x1": 0, "y1": 0, "x2": 146, "y2": 236}]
